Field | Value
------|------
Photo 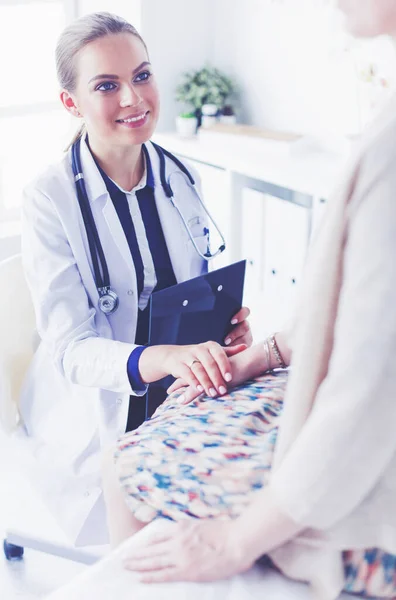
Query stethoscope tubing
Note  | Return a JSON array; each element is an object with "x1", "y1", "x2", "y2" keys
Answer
[
  {"x1": 71, "y1": 138, "x2": 226, "y2": 313},
  {"x1": 169, "y1": 190, "x2": 225, "y2": 259},
  {"x1": 72, "y1": 139, "x2": 110, "y2": 291},
  {"x1": 152, "y1": 142, "x2": 226, "y2": 260}
]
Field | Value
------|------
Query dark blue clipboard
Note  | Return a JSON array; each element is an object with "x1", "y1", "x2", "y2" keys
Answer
[
  {"x1": 148, "y1": 259, "x2": 246, "y2": 346},
  {"x1": 145, "y1": 260, "x2": 246, "y2": 418}
]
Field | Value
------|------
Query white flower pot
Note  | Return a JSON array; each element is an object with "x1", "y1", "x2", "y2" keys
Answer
[
  {"x1": 201, "y1": 115, "x2": 218, "y2": 129},
  {"x1": 201, "y1": 103, "x2": 219, "y2": 129},
  {"x1": 175, "y1": 116, "x2": 197, "y2": 137},
  {"x1": 219, "y1": 114, "x2": 237, "y2": 125},
  {"x1": 201, "y1": 103, "x2": 218, "y2": 116}
]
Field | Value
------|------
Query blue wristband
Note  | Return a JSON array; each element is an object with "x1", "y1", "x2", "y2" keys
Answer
[{"x1": 127, "y1": 346, "x2": 147, "y2": 391}]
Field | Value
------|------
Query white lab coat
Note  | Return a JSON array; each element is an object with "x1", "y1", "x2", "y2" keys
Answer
[{"x1": 17, "y1": 138, "x2": 209, "y2": 546}]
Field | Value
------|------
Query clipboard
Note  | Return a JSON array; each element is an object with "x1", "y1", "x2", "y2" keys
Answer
[
  {"x1": 144, "y1": 260, "x2": 246, "y2": 419},
  {"x1": 148, "y1": 260, "x2": 246, "y2": 347}
]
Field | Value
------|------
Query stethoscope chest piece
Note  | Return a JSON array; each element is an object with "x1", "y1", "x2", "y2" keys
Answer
[{"x1": 98, "y1": 287, "x2": 119, "y2": 315}]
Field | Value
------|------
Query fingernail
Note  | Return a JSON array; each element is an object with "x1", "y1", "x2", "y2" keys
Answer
[
  {"x1": 231, "y1": 318, "x2": 238, "y2": 325},
  {"x1": 225, "y1": 372, "x2": 232, "y2": 382},
  {"x1": 179, "y1": 394, "x2": 185, "y2": 403},
  {"x1": 209, "y1": 388, "x2": 216, "y2": 397},
  {"x1": 197, "y1": 384, "x2": 203, "y2": 392},
  {"x1": 219, "y1": 386, "x2": 227, "y2": 395},
  {"x1": 224, "y1": 337, "x2": 232, "y2": 346}
]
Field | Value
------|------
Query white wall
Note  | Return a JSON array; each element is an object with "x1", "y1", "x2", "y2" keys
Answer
[
  {"x1": 140, "y1": 0, "x2": 214, "y2": 131},
  {"x1": 77, "y1": 0, "x2": 396, "y2": 136},
  {"x1": 0, "y1": 234, "x2": 20, "y2": 261},
  {"x1": 212, "y1": 0, "x2": 396, "y2": 136},
  {"x1": 79, "y1": 0, "x2": 141, "y2": 24}
]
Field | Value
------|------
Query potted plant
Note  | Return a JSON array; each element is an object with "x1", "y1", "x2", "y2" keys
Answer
[
  {"x1": 219, "y1": 104, "x2": 237, "y2": 125},
  {"x1": 201, "y1": 103, "x2": 218, "y2": 129},
  {"x1": 175, "y1": 65, "x2": 236, "y2": 128},
  {"x1": 175, "y1": 111, "x2": 198, "y2": 138}
]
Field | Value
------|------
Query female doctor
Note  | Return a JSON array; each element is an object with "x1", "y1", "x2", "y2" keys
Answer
[{"x1": 19, "y1": 11, "x2": 252, "y2": 547}]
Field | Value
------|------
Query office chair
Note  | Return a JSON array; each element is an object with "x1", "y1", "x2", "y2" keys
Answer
[{"x1": 0, "y1": 254, "x2": 105, "y2": 565}]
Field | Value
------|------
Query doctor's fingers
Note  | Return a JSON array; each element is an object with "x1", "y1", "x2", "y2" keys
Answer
[
  {"x1": 230, "y1": 306, "x2": 251, "y2": 326},
  {"x1": 224, "y1": 319, "x2": 252, "y2": 348},
  {"x1": 175, "y1": 363, "x2": 204, "y2": 395},
  {"x1": 167, "y1": 344, "x2": 247, "y2": 399},
  {"x1": 167, "y1": 377, "x2": 187, "y2": 395},
  {"x1": 191, "y1": 343, "x2": 234, "y2": 396},
  {"x1": 167, "y1": 379, "x2": 202, "y2": 405}
]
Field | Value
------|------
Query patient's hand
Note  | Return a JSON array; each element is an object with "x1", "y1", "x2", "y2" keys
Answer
[{"x1": 123, "y1": 519, "x2": 253, "y2": 583}]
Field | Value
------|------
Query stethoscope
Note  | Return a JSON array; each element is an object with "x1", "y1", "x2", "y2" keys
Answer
[{"x1": 71, "y1": 138, "x2": 226, "y2": 315}]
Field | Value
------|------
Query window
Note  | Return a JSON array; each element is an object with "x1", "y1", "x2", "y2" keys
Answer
[
  {"x1": 0, "y1": 0, "x2": 69, "y2": 222},
  {"x1": 0, "y1": 110, "x2": 73, "y2": 212}
]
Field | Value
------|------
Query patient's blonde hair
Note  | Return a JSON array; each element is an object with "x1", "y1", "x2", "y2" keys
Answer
[{"x1": 55, "y1": 12, "x2": 147, "y2": 149}]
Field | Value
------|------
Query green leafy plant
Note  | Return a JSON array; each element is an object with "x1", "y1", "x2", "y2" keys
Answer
[{"x1": 175, "y1": 65, "x2": 236, "y2": 111}]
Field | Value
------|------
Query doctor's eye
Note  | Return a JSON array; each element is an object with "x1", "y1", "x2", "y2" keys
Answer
[
  {"x1": 96, "y1": 81, "x2": 117, "y2": 92},
  {"x1": 133, "y1": 70, "x2": 152, "y2": 84}
]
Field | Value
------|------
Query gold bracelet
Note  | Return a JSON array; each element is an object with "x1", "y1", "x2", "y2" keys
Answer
[
  {"x1": 263, "y1": 339, "x2": 271, "y2": 372},
  {"x1": 268, "y1": 334, "x2": 286, "y2": 369}
]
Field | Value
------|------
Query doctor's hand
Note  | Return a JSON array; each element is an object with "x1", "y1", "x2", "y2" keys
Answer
[
  {"x1": 123, "y1": 519, "x2": 254, "y2": 584},
  {"x1": 224, "y1": 306, "x2": 253, "y2": 348},
  {"x1": 164, "y1": 342, "x2": 246, "y2": 400},
  {"x1": 139, "y1": 342, "x2": 246, "y2": 400},
  {"x1": 167, "y1": 342, "x2": 268, "y2": 403},
  {"x1": 166, "y1": 344, "x2": 248, "y2": 402}
]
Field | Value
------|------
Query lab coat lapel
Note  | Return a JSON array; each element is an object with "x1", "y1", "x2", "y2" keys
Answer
[
  {"x1": 146, "y1": 142, "x2": 191, "y2": 283},
  {"x1": 101, "y1": 196, "x2": 136, "y2": 277},
  {"x1": 80, "y1": 136, "x2": 137, "y2": 285}
]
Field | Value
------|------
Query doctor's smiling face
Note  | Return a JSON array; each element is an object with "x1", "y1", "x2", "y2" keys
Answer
[
  {"x1": 61, "y1": 31, "x2": 160, "y2": 148},
  {"x1": 338, "y1": 0, "x2": 396, "y2": 37}
]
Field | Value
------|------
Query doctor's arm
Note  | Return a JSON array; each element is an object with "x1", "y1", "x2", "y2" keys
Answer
[
  {"x1": 137, "y1": 342, "x2": 246, "y2": 399},
  {"x1": 22, "y1": 186, "x2": 144, "y2": 395},
  {"x1": 22, "y1": 186, "x2": 245, "y2": 398}
]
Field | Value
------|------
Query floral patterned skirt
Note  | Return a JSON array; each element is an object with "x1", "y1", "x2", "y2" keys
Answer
[{"x1": 114, "y1": 371, "x2": 396, "y2": 598}]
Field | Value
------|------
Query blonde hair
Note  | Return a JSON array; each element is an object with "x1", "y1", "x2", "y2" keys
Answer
[{"x1": 55, "y1": 12, "x2": 147, "y2": 149}]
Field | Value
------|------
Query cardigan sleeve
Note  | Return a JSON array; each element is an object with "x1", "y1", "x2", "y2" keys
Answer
[{"x1": 270, "y1": 146, "x2": 396, "y2": 530}]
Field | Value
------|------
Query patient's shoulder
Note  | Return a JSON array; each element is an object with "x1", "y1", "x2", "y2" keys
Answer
[
  {"x1": 348, "y1": 111, "x2": 396, "y2": 217},
  {"x1": 360, "y1": 108, "x2": 396, "y2": 180}
]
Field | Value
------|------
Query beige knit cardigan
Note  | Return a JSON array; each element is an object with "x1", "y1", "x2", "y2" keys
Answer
[{"x1": 267, "y1": 95, "x2": 396, "y2": 599}]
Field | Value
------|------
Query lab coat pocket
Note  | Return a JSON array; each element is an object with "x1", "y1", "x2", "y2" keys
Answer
[
  {"x1": 188, "y1": 233, "x2": 208, "y2": 255},
  {"x1": 187, "y1": 216, "x2": 206, "y2": 238},
  {"x1": 186, "y1": 234, "x2": 208, "y2": 279}
]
